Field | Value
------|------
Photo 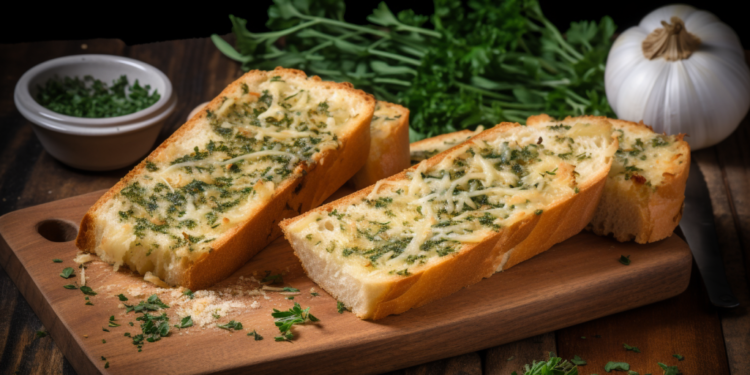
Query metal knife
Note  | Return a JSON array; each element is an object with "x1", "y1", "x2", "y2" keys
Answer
[{"x1": 680, "y1": 161, "x2": 739, "y2": 308}]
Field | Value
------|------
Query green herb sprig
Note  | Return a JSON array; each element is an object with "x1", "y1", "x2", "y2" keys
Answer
[
  {"x1": 213, "y1": 0, "x2": 615, "y2": 141},
  {"x1": 272, "y1": 302, "x2": 319, "y2": 341}
]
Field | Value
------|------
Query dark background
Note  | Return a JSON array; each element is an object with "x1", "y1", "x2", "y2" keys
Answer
[{"x1": 1, "y1": 0, "x2": 747, "y2": 47}]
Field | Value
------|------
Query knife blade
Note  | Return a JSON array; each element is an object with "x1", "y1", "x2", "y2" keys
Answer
[{"x1": 680, "y1": 161, "x2": 739, "y2": 308}]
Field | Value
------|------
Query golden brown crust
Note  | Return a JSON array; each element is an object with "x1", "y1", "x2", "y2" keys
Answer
[
  {"x1": 527, "y1": 114, "x2": 690, "y2": 244},
  {"x1": 348, "y1": 102, "x2": 411, "y2": 190},
  {"x1": 76, "y1": 67, "x2": 376, "y2": 290},
  {"x1": 281, "y1": 122, "x2": 616, "y2": 319}
]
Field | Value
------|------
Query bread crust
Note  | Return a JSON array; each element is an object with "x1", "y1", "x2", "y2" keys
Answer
[
  {"x1": 527, "y1": 114, "x2": 690, "y2": 243},
  {"x1": 282, "y1": 122, "x2": 617, "y2": 319},
  {"x1": 409, "y1": 128, "x2": 483, "y2": 164},
  {"x1": 348, "y1": 102, "x2": 410, "y2": 190},
  {"x1": 76, "y1": 67, "x2": 375, "y2": 290}
]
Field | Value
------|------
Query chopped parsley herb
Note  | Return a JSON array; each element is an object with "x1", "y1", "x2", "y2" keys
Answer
[
  {"x1": 311, "y1": 292, "x2": 319, "y2": 297},
  {"x1": 102, "y1": 339, "x2": 106, "y2": 344},
  {"x1": 272, "y1": 302, "x2": 319, "y2": 341},
  {"x1": 282, "y1": 287, "x2": 300, "y2": 293},
  {"x1": 124, "y1": 294, "x2": 169, "y2": 313},
  {"x1": 623, "y1": 343, "x2": 640, "y2": 353},
  {"x1": 510, "y1": 353, "x2": 577, "y2": 375},
  {"x1": 105, "y1": 362, "x2": 109, "y2": 369},
  {"x1": 145, "y1": 161, "x2": 159, "y2": 172},
  {"x1": 63, "y1": 284, "x2": 77, "y2": 289},
  {"x1": 535, "y1": 209, "x2": 543, "y2": 215},
  {"x1": 672, "y1": 354, "x2": 684, "y2": 361},
  {"x1": 571, "y1": 355, "x2": 586, "y2": 366},
  {"x1": 175, "y1": 316, "x2": 193, "y2": 329},
  {"x1": 619, "y1": 255, "x2": 631, "y2": 266},
  {"x1": 36, "y1": 331, "x2": 47, "y2": 338},
  {"x1": 337, "y1": 301, "x2": 346, "y2": 314},
  {"x1": 248, "y1": 330, "x2": 263, "y2": 340},
  {"x1": 261, "y1": 272, "x2": 284, "y2": 284},
  {"x1": 182, "y1": 289, "x2": 194, "y2": 299},
  {"x1": 35, "y1": 75, "x2": 161, "y2": 118},
  {"x1": 658, "y1": 363, "x2": 680, "y2": 375},
  {"x1": 52, "y1": 259, "x2": 62, "y2": 263},
  {"x1": 102, "y1": 328, "x2": 110, "y2": 332},
  {"x1": 604, "y1": 361, "x2": 629, "y2": 372},
  {"x1": 60, "y1": 267, "x2": 74, "y2": 279},
  {"x1": 217, "y1": 320, "x2": 243, "y2": 331},
  {"x1": 80, "y1": 286, "x2": 97, "y2": 296},
  {"x1": 117, "y1": 294, "x2": 128, "y2": 301},
  {"x1": 270, "y1": 76, "x2": 285, "y2": 82}
]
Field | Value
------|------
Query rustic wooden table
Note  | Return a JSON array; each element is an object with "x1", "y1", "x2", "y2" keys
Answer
[{"x1": 0, "y1": 38, "x2": 747, "y2": 375}]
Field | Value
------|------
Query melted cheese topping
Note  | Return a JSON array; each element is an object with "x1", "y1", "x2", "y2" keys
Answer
[
  {"x1": 290, "y1": 124, "x2": 613, "y2": 278},
  {"x1": 95, "y1": 74, "x2": 362, "y2": 277},
  {"x1": 610, "y1": 126, "x2": 686, "y2": 187}
]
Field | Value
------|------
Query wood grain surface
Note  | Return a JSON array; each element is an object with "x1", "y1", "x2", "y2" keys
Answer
[
  {"x1": 0, "y1": 189, "x2": 691, "y2": 375},
  {"x1": 0, "y1": 38, "x2": 748, "y2": 375}
]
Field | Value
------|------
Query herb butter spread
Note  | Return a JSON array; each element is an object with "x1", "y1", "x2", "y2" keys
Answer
[
  {"x1": 288, "y1": 123, "x2": 614, "y2": 278},
  {"x1": 611, "y1": 128, "x2": 685, "y2": 188},
  {"x1": 93, "y1": 74, "x2": 365, "y2": 280}
]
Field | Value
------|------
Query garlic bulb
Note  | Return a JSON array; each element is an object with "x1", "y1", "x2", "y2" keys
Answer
[{"x1": 605, "y1": 4, "x2": 750, "y2": 150}]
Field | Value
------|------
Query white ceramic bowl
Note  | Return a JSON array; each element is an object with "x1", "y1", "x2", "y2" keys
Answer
[{"x1": 14, "y1": 54, "x2": 177, "y2": 171}]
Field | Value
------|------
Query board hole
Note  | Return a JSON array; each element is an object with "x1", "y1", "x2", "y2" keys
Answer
[{"x1": 37, "y1": 220, "x2": 78, "y2": 242}]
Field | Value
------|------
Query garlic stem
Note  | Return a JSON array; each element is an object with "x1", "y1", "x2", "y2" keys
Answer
[{"x1": 641, "y1": 17, "x2": 701, "y2": 61}]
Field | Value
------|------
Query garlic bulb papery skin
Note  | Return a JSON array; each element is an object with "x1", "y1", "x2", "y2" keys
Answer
[{"x1": 605, "y1": 4, "x2": 750, "y2": 150}]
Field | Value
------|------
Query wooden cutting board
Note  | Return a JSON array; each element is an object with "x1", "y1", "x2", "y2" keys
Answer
[{"x1": 0, "y1": 189, "x2": 692, "y2": 375}]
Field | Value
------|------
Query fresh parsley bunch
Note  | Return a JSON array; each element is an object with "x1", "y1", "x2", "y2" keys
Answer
[{"x1": 213, "y1": 0, "x2": 615, "y2": 141}]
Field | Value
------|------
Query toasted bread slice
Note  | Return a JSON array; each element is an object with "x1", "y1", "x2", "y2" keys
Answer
[
  {"x1": 409, "y1": 126, "x2": 484, "y2": 165},
  {"x1": 527, "y1": 114, "x2": 690, "y2": 243},
  {"x1": 348, "y1": 101, "x2": 410, "y2": 190},
  {"x1": 281, "y1": 121, "x2": 617, "y2": 319},
  {"x1": 76, "y1": 68, "x2": 375, "y2": 290}
]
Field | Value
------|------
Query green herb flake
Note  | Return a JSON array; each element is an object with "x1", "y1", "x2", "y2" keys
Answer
[
  {"x1": 182, "y1": 289, "x2": 195, "y2": 299},
  {"x1": 248, "y1": 330, "x2": 264, "y2": 341},
  {"x1": 63, "y1": 284, "x2": 77, "y2": 289},
  {"x1": 117, "y1": 294, "x2": 128, "y2": 301},
  {"x1": 623, "y1": 343, "x2": 640, "y2": 353},
  {"x1": 60, "y1": 267, "x2": 74, "y2": 279},
  {"x1": 52, "y1": 259, "x2": 62, "y2": 263},
  {"x1": 619, "y1": 255, "x2": 631, "y2": 266},
  {"x1": 673, "y1": 354, "x2": 684, "y2": 361},
  {"x1": 604, "y1": 361, "x2": 629, "y2": 372},
  {"x1": 272, "y1": 302, "x2": 319, "y2": 341},
  {"x1": 80, "y1": 286, "x2": 97, "y2": 296},
  {"x1": 337, "y1": 301, "x2": 346, "y2": 314},
  {"x1": 175, "y1": 316, "x2": 193, "y2": 329},
  {"x1": 36, "y1": 331, "x2": 47, "y2": 338},
  {"x1": 35, "y1": 75, "x2": 161, "y2": 118},
  {"x1": 658, "y1": 363, "x2": 680, "y2": 375},
  {"x1": 571, "y1": 355, "x2": 586, "y2": 366},
  {"x1": 105, "y1": 362, "x2": 109, "y2": 369}
]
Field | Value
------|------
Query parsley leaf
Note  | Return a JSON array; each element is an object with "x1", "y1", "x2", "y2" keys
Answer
[
  {"x1": 571, "y1": 355, "x2": 586, "y2": 366},
  {"x1": 182, "y1": 289, "x2": 195, "y2": 299},
  {"x1": 36, "y1": 331, "x2": 47, "y2": 338},
  {"x1": 117, "y1": 294, "x2": 128, "y2": 301},
  {"x1": 272, "y1": 302, "x2": 319, "y2": 341},
  {"x1": 52, "y1": 259, "x2": 62, "y2": 263},
  {"x1": 175, "y1": 316, "x2": 193, "y2": 329},
  {"x1": 248, "y1": 330, "x2": 264, "y2": 341},
  {"x1": 80, "y1": 286, "x2": 97, "y2": 296},
  {"x1": 63, "y1": 284, "x2": 77, "y2": 289},
  {"x1": 623, "y1": 343, "x2": 640, "y2": 353},
  {"x1": 217, "y1": 320, "x2": 243, "y2": 331},
  {"x1": 60, "y1": 267, "x2": 74, "y2": 279},
  {"x1": 337, "y1": 301, "x2": 346, "y2": 314},
  {"x1": 604, "y1": 361, "x2": 629, "y2": 372},
  {"x1": 658, "y1": 363, "x2": 680, "y2": 375},
  {"x1": 672, "y1": 354, "x2": 684, "y2": 361},
  {"x1": 619, "y1": 255, "x2": 631, "y2": 266}
]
